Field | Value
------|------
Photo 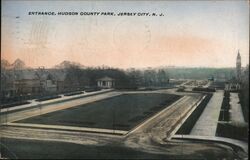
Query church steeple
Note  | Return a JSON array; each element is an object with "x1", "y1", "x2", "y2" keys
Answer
[
  {"x1": 236, "y1": 50, "x2": 241, "y2": 81},
  {"x1": 237, "y1": 50, "x2": 241, "y2": 60}
]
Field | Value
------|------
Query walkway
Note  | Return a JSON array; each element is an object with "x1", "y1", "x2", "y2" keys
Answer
[
  {"x1": 190, "y1": 90, "x2": 223, "y2": 136},
  {"x1": 0, "y1": 89, "x2": 113, "y2": 113},
  {"x1": 6, "y1": 123, "x2": 127, "y2": 135},
  {"x1": 230, "y1": 93, "x2": 245, "y2": 123},
  {"x1": 172, "y1": 134, "x2": 248, "y2": 154}
]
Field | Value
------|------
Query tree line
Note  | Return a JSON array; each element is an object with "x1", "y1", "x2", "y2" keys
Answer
[{"x1": 62, "y1": 65, "x2": 170, "y2": 89}]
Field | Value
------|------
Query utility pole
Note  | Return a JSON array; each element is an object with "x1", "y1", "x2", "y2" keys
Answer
[{"x1": 39, "y1": 101, "x2": 42, "y2": 116}]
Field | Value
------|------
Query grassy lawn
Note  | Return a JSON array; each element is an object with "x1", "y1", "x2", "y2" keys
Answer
[{"x1": 16, "y1": 93, "x2": 181, "y2": 130}]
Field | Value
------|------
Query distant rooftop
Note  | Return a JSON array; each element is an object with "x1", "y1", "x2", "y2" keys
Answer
[{"x1": 97, "y1": 76, "x2": 115, "y2": 81}]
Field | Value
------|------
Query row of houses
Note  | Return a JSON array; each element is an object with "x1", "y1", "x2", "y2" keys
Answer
[
  {"x1": 1, "y1": 68, "x2": 116, "y2": 99},
  {"x1": 1, "y1": 68, "x2": 68, "y2": 98}
]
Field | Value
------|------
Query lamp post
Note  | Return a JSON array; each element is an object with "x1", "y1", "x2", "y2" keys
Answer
[
  {"x1": 179, "y1": 111, "x2": 184, "y2": 158},
  {"x1": 112, "y1": 107, "x2": 116, "y2": 134}
]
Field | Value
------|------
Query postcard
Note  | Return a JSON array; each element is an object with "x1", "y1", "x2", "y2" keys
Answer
[{"x1": 1, "y1": 0, "x2": 249, "y2": 159}]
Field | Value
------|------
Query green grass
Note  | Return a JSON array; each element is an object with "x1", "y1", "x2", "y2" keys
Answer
[{"x1": 17, "y1": 93, "x2": 181, "y2": 130}]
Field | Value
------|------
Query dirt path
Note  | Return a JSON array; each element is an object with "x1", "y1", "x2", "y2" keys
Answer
[{"x1": 123, "y1": 95, "x2": 203, "y2": 153}]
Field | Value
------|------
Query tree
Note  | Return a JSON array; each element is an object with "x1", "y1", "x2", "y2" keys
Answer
[
  {"x1": 143, "y1": 69, "x2": 154, "y2": 86},
  {"x1": 12, "y1": 59, "x2": 26, "y2": 70},
  {"x1": 239, "y1": 65, "x2": 249, "y2": 122},
  {"x1": 1, "y1": 59, "x2": 11, "y2": 69},
  {"x1": 64, "y1": 65, "x2": 82, "y2": 91},
  {"x1": 127, "y1": 68, "x2": 143, "y2": 88},
  {"x1": 157, "y1": 69, "x2": 169, "y2": 86}
]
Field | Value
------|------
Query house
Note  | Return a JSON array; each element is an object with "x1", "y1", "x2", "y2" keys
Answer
[
  {"x1": 47, "y1": 69, "x2": 67, "y2": 92},
  {"x1": 8, "y1": 69, "x2": 58, "y2": 96},
  {"x1": 1, "y1": 70, "x2": 17, "y2": 98},
  {"x1": 14, "y1": 70, "x2": 41, "y2": 95},
  {"x1": 97, "y1": 76, "x2": 115, "y2": 88},
  {"x1": 42, "y1": 73, "x2": 57, "y2": 93},
  {"x1": 36, "y1": 68, "x2": 57, "y2": 93}
]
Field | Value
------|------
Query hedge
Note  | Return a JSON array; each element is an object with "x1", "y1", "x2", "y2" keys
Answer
[{"x1": 176, "y1": 94, "x2": 212, "y2": 134}]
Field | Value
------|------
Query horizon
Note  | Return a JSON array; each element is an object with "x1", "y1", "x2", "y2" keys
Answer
[
  {"x1": 2, "y1": 58, "x2": 246, "y2": 70},
  {"x1": 1, "y1": 0, "x2": 249, "y2": 68}
]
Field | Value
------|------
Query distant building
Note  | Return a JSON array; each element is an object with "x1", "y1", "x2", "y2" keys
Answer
[
  {"x1": 36, "y1": 68, "x2": 57, "y2": 93},
  {"x1": 49, "y1": 69, "x2": 67, "y2": 92},
  {"x1": 97, "y1": 76, "x2": 115, "y2": 88},
  {"x1": 225, "y1": 79, "x2": 241, "y2": 91},
  {"x1": 208, "y1": 76, "x2": 214, "y2": 81},
  {"x1": 14, "y1": 70, "x2": 41, "y2": 95},
  {"x1": 225, "y1": 51, "x2": 242, "y2": 91},
  {"x1": 236, "y1": 50, "x2": 241, "y2": 81},
  {"x1": 1, "y1": 70, "x2": 17, "y2": 98}
]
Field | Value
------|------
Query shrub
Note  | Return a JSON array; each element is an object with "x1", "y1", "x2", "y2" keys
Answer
[
  {"x1": 64, "y1": 91, "x2": 84, "y2": 96},
  {"x1": 192, "y1": 87, "x2": 216, "y2": 92},
  {"x1": 216, "y1": 122, "x2": 248, "y2": 142},
  {"x1": 35, "y1": 95, "x2": 61, "y2": 102},
  {"x1": 0, "y1": 101, "x2": 30, "y2": 109}
]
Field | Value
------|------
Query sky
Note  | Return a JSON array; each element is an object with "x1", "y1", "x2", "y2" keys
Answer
[{"x1": 1, "y1": 0, "x2": 249, "y2": 69}]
